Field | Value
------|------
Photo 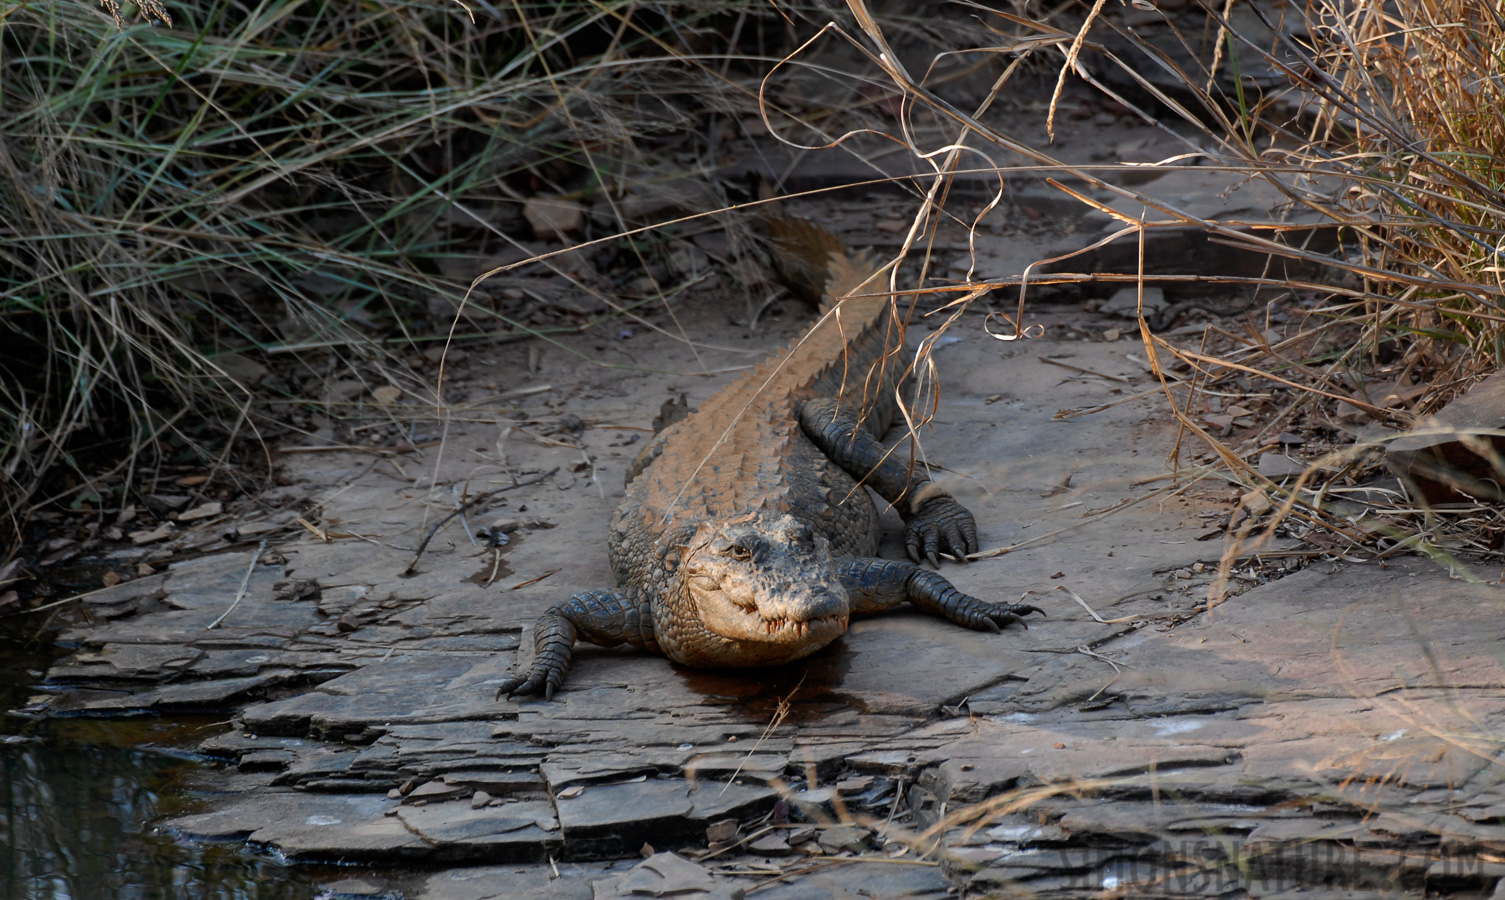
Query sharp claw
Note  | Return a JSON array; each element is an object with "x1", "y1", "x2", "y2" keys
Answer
[
  {"x1": 545, "y1": 682, "x2": 555, "y2": 702},
  {"x1": 983, "y1": 617, "x2": 1002, "y2": 633},
  {"x1": 927, "y1": 551, "x2": 940, "y2": 569}
]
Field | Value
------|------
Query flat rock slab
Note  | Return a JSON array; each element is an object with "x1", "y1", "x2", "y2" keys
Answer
[
  {"x1": 907, "y1": 556, "x2": 1505, "y2": 896},
  {"x1": 1386, "y1": 368, "x2": 1505, "y2": 503},
  {"x1": 554, "y1": 778, "x2": 777, "y2": 855},
  {"x1": 590, "y1": 852, "x2": 753, "y2": 900},
  {"x1": 395, "y1": 801, "x2": 561, "y2": 861},
  {"x1": 168, "y1": 793, "x2": 429, "y2": 861},
  {"x1": 47, "y1": 327, "x2": 1221, "y2": 872},
  {"x1": 26, "y1": 283, "x2": 1505, "y2": 895}
]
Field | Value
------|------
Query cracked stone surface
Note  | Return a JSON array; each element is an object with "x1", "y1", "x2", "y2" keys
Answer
[{"x1": 22, "y1": 173, "x2": 1505, "y2": 898}]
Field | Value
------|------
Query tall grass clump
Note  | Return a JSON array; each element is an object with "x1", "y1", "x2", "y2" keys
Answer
[
  {"x1": 996, "y1": 0, "x2": 1505, "y2": 554},
  {"x1": 1295, "y1": 0, "x2": 1505, "y2": 384},
  {"x1": 1143, "y1": 0, "x2": 1505, "y2": 546},
  {"x1": 0, "y1": 0, "x2": 784, "y2": 565}
]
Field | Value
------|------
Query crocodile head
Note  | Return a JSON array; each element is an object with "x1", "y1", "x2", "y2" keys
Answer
[{"x1": 679, "y1": 514, "x2": 851, "y2": 663}]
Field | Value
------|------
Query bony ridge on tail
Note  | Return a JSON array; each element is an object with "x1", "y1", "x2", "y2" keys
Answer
[{"x1": 494, "y1": 211, "x2": 1042, "y2": 701}]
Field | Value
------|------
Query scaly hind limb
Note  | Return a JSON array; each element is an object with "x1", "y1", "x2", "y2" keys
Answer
[
  {"x1": 800, "y1": 398, "x2": 978, "y2": 566},
  {"x1": 495, "y1": 590, "x2": 657, "y2": 701},
  {"x1": 838, "y1": 559, "x2": 1044, "y2": 631}
]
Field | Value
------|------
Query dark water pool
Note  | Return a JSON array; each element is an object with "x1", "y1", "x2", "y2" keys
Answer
[{"x1": 0, "y1": 628, "x2": 322, "y2": 900}]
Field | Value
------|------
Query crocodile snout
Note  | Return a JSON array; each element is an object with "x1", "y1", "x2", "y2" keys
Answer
[{"x1": 759, "y1": 580, "x2": 847, "y2": 624}]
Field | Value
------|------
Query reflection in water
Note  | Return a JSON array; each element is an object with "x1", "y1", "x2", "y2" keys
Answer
[
  {"x1": 0, "y1": 738, "x2": 317, "y2": 900},
  {"x1": 674, "y1": 639, "x2": 855, "y2": 723},
  {"x1": 0, "y1": 633, "x2": 319, "y2": 899}
]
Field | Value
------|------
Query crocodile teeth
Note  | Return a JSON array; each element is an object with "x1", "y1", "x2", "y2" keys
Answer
[{"x1": 758, "y1": 616, "x2": 832, "y2": 638}]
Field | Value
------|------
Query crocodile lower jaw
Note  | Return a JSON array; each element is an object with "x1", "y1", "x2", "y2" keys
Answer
[
  {"x1": 685, "y1": 611, "x2": 850, "y2": 667},
  {"x1": 757, "y1": 612, "x2": 850, "y2": 641}
]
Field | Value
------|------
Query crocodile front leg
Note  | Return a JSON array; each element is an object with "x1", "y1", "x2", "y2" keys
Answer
[
  {"x1": 800, "y1": 398, "x2": 978, "y2": 566},
  {"x1": 838, "y1": 559, "x2": 1044, "y2": 630},
  {"x1": 495, "y1": 590, "x2": 657, "y2": 701}
]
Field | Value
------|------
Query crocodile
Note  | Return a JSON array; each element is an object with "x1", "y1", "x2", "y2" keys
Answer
[{"x1": 495, "y1": 214, "x2": 1042, "y2": 700}]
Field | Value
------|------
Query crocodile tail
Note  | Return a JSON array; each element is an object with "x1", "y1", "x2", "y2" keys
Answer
[
  {"x1": 765, "y1": 211, "x2": 883, "y2": 314},
  {"x1": 820, "y1": 246, "x2": 882, "y2": 315},
  {"x1": 765, "y1": 212, "x2": 846, "y2": 307}
]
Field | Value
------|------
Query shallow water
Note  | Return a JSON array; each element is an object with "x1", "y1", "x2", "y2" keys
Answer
[{"x1": 0, "y1": 628, "x2": 322, "y2": 900}]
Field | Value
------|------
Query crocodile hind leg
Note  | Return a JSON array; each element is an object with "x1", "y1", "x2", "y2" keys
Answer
[
  {"x1": 799, "y1": 398, "x2": 978, "y2": 566},
  {"x1": 495, "y1": 590, "x2": 658, "y2": 701},
  {"x1": 838, "y1": 559, "x2": 1044, "y2": 630}
]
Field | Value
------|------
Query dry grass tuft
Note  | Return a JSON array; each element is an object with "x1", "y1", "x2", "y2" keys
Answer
[
  {"x1": 1134, "y1": 0, "x2": 1505, "y2": 572},
  {"x1": 907, "y1": 0, "x2": 1505, "y2": 567},
  {"x1": 1297, "y1": 0, "x2": 1505, "y2": 378},
  {"x1": 0, "y1": 0, "x2": 810, "y2": 567}
]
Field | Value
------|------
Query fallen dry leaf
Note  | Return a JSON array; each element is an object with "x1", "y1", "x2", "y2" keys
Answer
[
  {"x1": 1239, "y1": 490, "x2": 1273, "y2": 516},
  {"x1": 371, "y1": 385, "x2": 403, "y2": 405},
  {"x1": 129, "y1": 524, "x2": 175, "y2": 545},
  {"x1": 523, "y1": 196, "x2": 583, "y2": 240},
  {"x1": 178, "y1": 501, "x2": 223, "y2": 522}
]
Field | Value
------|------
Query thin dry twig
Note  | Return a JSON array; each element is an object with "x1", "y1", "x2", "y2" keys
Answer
[
  {"x1": 715, "y1": 674, "x2": 805, "y2": 797},
  {"x1": 207, "y1": 539, "x2": 269, "y2": 630},
  {"x1": 403, "y1": 468, "x2": 558, "y2": 576}
]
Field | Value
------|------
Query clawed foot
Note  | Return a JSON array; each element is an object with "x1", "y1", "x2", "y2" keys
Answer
[
  {"x1": 969, "y1": 603, "x2": 1046, "y2": 632},
  {"x1": 906, "y1": 495, "x2": 979, "y2": 568},
  {"x1": 494, "y1": 667, "x2": 563, "y2": 702}
]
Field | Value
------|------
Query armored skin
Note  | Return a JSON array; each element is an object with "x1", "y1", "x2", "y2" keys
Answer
[{"x1": 495, "y1": 216, "x2": 1042, "y2": 700}]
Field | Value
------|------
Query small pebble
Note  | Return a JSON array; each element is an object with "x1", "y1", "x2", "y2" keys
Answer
[
  {"x1": 705, "y1": 819, "x2": 738, "y2": 843},
  {"x1": 471, "y1": 790, "x2": 492, "y2": 810},
  {"x1": 748, "y1": 834, "x2": 793, "y2": 855}
]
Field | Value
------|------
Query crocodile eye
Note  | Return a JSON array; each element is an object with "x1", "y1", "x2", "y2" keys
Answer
[{"x1": 728, "y1": 543, "x2": 752, "y2": 561}]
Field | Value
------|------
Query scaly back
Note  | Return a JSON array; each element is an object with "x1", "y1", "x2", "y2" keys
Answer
[{"x1": 619, "y1": 214, "x2": 905, "y2": 530}]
